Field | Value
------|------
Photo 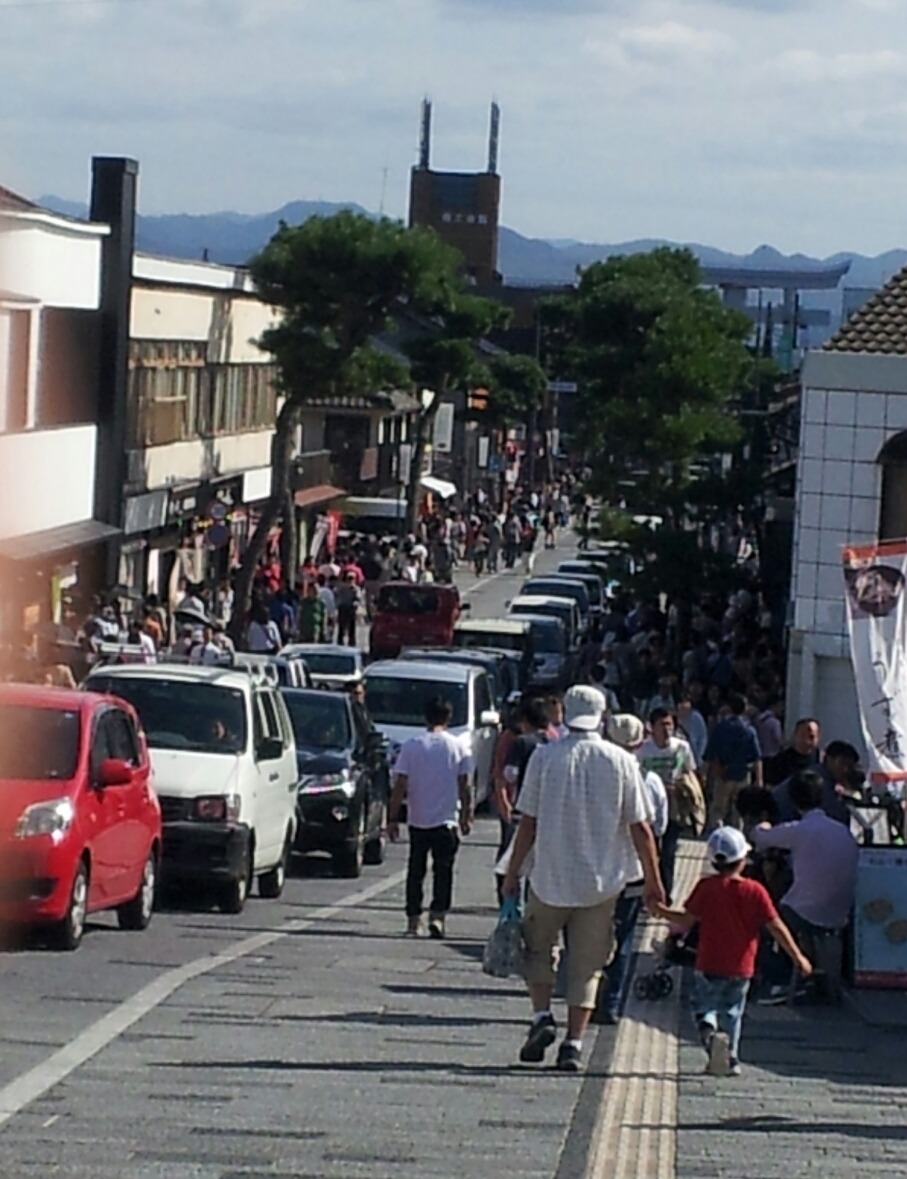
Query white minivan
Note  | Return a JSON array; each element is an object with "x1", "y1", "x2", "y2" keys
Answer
[
  {"x1": 84, "y1": 664, "x2": 298, "y2": 914},
  {"x1": 363, "y1": 660, "x2": 500, "y2": 804}
]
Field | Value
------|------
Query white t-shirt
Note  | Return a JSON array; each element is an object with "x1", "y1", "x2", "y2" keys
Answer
[
  {"x1": 394, "y1": 730, "x2": 472, "y2": 830},
  {"x1": 247, "y1": 619, "x2": 281, "y2": 653},
  {"x1": 518, "y1": 732, "x2": 651, "y2": 908},
  {"x1": 637, "y1": 735, "x2": 696, "y2": 787}
]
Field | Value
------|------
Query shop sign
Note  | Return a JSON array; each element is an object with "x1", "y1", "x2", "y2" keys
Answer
[
  {"x1": 124, "y1": 489, "x2": 170, "y2": 535},
  {"x1": 242, "y1": 466, "x2": 272, "y2": 505}
]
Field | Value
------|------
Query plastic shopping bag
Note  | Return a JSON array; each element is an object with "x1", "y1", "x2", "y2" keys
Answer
[{"x1": 482, "y1": 896, "x2": 526, "y2": 979}]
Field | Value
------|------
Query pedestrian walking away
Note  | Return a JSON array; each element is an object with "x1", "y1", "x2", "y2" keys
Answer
[
  {"x1": 704, "y1": 693, "x2": 763, "y2": 830},
  {"x1": 388, "y1": 696, "x2": 474, "y2": 939},
  {"x1": 503, "y1": 685, "x2": 665, "y2": 1073},
  {"x1": 655, "y1": 826, "x2": 812, "y2": 1078}
]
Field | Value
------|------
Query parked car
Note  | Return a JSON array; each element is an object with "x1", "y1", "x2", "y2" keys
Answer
[
  {"x1": 281, "y1": 645, "x2": 364, "y2": 691},
  {"x1": 555, "y1": 563, "x2": 605, "y2": 634},
  {"x1": 364, "y1": 660, "x2": 500, "y2": 804},
  {"x1": 231, "y1": 652, "x2": 313, "y2": 689},
  {"x1": 0, "y1": 684, "x2": 161, "y2": 949},
  {"x1": 509, "y1": 594, "x2": 581, "y2": 656},
  {"x1": 281, "y1": 687, "x2": 388, "y2": 877},
  {"x1": 83, "y1": 664, "x2": 297, "y2": 914},
  {"x1": 369, "y1": 582, "x2": 465, "y2": 659},
  {"x1": 520, "y1": 577, "x2": 591, "y2": 637},
  {"x1": 453, "y1": 617, "x2": 534, "y2": 664},
  {"x1": 398, "y1": 647, "x2": 520, "y2": 713},
  {"x1": 503, "y1": 613, "x2": 572, "y2": 690}
]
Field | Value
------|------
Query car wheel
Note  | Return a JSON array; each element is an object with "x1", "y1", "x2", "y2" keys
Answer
[
  {"x1": 52, "y1": 859, "x2": 89, "y2": 951},
  {"x1": 363, "y1": 802, "x2": 386, "y2": 866},
  {"x1": 259, "y1": 830, "x2": 290, "y2": 899},
  {"x1": 219, "y1": 842, "x2": 253, "y2": 914},
  {"x1": 117, "y1": 849, "x2": 157, "y2": 931},
  {"x1": 333, "y1": 808, "x2": 365, "y2": 879}
]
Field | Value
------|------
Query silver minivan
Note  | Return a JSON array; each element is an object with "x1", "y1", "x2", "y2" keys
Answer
[
  {"x1": 363, "y1": 659, "x2": 500, "y2": 804},
  {"x1": 509, "y1": 593, "x2": 581, "y2": 655}
]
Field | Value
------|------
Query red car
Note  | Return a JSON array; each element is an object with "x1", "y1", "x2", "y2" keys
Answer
[
  {"x1": 369, "y1": 582, "x2": 465, "y2": 659},
  {"x1": 0, "y1": 684, "x2": 161, "y2": 949}
]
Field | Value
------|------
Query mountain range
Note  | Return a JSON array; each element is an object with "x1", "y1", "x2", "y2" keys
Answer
[{"x1": 40, "y1": 195, "x2": 907, "y2": 298}]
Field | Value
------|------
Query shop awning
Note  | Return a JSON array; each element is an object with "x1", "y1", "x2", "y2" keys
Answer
[
  {"x1": 294, "y1": 484, "x2": 347, "y2": 510},
  {"x1": 0, "y1": 519, "x2": 120, "y2": 562},
  {"x1": 420, "y1": 474, "x2": 458, "y2": 500}
]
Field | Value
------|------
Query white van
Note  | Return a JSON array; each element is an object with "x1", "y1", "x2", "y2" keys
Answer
[
  {"x1": 509, "y1": 593, "x2": 581, "y2": 654},
  {"x1": 83, "y1": 664, "x2": 298, "y2": 914},
  {"x1": 363, "y1": 660, "x2": 500, "y2": 804}
]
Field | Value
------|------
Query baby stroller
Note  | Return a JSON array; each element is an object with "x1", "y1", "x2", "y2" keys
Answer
[{"x1": 634, "y1": 926, "x2": 699, "y2": 1001}]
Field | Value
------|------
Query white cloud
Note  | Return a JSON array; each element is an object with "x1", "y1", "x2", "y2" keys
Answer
[
  {"x1": 618, "y1": 21, "x2": 732, "y2": 58},
  {"x1": 0, "y1": 0, "x2": 906, "y2": 256}
]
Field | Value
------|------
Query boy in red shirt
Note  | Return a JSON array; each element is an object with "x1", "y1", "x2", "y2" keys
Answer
[{"x1": 656, "y1": 826, "x2": 811, "y2": 1077}]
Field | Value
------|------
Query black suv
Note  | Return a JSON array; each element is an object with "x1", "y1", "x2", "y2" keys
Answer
[{"x1": 280, "y1": 688, "x2": 388, "y2": 878}]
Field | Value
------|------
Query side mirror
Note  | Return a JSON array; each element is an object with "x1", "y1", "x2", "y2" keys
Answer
[
  {"x1": 257, "y1": 736, "x2": 284, "y2": 762},
  {"x1": 480, "y1": 709, "x2": 501, "y2": 728},
  {"x1": 97, "y1": 757, "x2": 133, "y2": 788},
  {"x1": 460, "y1": 602, "x2": 471, "y2": 612}
]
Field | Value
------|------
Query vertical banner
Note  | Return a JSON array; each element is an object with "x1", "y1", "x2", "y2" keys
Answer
[
  {"x1": 326, "y1": 510, "x2": 341, "y2": 557},
  {"x1": 843, "y1": 541, "x2": 907, "y2": 791}
]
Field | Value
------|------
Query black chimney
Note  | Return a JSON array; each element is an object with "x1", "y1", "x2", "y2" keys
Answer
[{"x1": 90, "y1": 156, "x2": 138, "y2": 583}]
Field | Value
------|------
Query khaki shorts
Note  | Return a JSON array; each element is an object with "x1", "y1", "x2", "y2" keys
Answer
[{"x1": 522, "y1": 889, "x2": 618, "y2": 1009}]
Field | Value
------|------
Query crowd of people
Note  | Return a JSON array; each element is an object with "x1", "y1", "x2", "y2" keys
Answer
[{"x1": 386, "y1": 536, "x2": 875, "y2": 1076}]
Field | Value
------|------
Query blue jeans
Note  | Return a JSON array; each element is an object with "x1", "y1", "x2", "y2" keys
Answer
[
  {"x1": 693, "y1": 973, "x2": 751, "y2": 1060},
  {"x1": 603, "y1": 894, "x2": 643, "y2": 1016}
]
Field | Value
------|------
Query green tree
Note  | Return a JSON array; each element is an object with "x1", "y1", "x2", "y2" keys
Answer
[
  {"x1": 402, "y1": 293, "x2": 510, "y2": 531},
  {"x1": 548, "y1": 248, "x2": 753, "y2": 526},
  {"x1": 231, "y1": 212, "x2": 463, "y2": 641}
]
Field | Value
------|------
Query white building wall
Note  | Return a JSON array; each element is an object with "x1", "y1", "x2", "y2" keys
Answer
[
  {"x1": 0, "y1": 425, "x2": 97, "y2": 540},
  {"x1": 790, "y1": 352, "x2": 907, "y2": 750},
  {"x1": 0, "y1": 217, "x2": 105, "y2": 309},
  {"x1": 139, "y1": 429, "x2": 273, "y2": 491}
]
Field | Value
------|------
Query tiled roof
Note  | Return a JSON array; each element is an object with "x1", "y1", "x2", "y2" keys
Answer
[
  {"x1": 825, "y1": 264, "x2": 907, "y2": 354},
  {"x1": 0, "y1": 184, "x2": 37, "y2": 213}
]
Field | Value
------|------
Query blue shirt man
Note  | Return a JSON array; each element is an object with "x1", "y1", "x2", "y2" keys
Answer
[{"x1": 704, "y1": 694, "x2": 763, "y2": 829}]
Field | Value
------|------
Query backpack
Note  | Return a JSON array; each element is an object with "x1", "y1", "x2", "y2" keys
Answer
[{"x1": 674, "y1": 771, "x2": 706, "y2": 835}]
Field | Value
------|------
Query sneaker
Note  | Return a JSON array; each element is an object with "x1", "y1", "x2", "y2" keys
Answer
[
  {"x1": 405, "y1": 916, "x2": 423, "y2": 938},
  {"x1": 728, "y1": 1058, "x2": 742, "y2": 1077},
  {"x1": 555, "y1": 1042, "x2": 582, "y2": 1073},
  {"x1": 757, "y1": 985, "x2": 789, "y2": 1006},
  {"x1": 519, "y1": 1014, "x2": 557, "y2": 1063},
  {"x1": 706, "y1": 1031, "x2": 730, "y2": 1077},
  {"x1": 428, "y1": 914, "x2": 445, "y2": 940}
]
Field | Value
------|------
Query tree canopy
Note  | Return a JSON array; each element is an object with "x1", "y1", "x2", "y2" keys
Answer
[{"x1": 546, "y1": 247, "x2": 753, "y2": 525}]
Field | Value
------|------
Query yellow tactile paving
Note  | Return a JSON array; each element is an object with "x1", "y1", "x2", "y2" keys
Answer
[{"x1": 585, "y1": 845, "x2": 705, "y2": 1179}]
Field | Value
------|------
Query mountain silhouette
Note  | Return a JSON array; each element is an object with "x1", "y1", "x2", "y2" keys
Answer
[{"x1": 39, "y1": 194, "x2": 907, "y2": 295}]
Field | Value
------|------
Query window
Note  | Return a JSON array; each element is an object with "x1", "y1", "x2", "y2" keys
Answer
[
  {"x1": 85, "y1": 676, "x2": 247, "y2": 755},
  {"x1": 105, "y1": 709, "x2": 140, "y2": 764},
  {"x1": 879, "y1": 432, "x2": 907, "y2": 542},
  {"x1": 0, "y1": 705, "x2": 80, "y2": 780}
]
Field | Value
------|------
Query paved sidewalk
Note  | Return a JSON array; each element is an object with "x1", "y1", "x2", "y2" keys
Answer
[{"x1": 580, "y1": 841, "x2": 907, "y2": 1179}]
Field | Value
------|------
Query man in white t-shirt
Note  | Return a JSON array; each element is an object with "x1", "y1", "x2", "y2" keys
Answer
[
  {"x1": 389, "y1": 696, "x2": 474, "y2": 939},
  {"x1": 637, "y1": 706, "x2": 697, "y2": 903},
  {"x1": 503, "y1": 685, "x2": 665, "y2": 1073}
]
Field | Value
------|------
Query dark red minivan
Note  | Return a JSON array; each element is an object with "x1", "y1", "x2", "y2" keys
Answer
[
  {"x1": 369, "y1": 582, "x2": 464, "y2": 659},
  {"x1": 0, "y1": 684, "x2": 162, "y2": 949}
]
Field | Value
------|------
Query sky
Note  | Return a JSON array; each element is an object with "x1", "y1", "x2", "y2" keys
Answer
[{"x1": 1, "y1": 0, "x2": 907, "y2": 255}]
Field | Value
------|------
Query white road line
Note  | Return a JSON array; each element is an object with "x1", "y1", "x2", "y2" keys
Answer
[{"x1": 0, "y1": 868, "x2": 406, "y2": 1131}]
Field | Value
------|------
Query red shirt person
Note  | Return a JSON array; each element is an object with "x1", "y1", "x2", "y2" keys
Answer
[{"x1": 656, "y1": 827, "x2": 810, "y2": 1077}]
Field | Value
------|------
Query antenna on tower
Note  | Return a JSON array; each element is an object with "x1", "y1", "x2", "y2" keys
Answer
[
  {"x1": 418, "y1": 98, "x2": 432, "y2": 171},
  {"x1": 487, "y1": 101, "x2": 501, "y2": 175}
]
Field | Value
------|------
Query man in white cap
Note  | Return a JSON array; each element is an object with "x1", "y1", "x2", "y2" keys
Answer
[{"x1": 503, "y1": 685, "x2": 665, "y2": 1072}]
